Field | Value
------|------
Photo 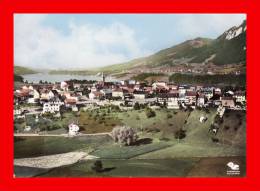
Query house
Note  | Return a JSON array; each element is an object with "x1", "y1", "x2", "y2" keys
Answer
[
  {"x1": 185, "y1": 91, "x2": 197, "y2": 106},
  {"x1": 33, "y1": 89, "x2": 40, "y2": 99},
  {"x1": 143, "y1": 86, "x2": 153, "y2": 94},
  {"x1": 167, "y1": 93, "x2": 179, "y2": 109},
  {"x1": 65, "y1": 98, "x2": 77, "y2": 107},
  {"x1": 128, "y1": 80, "x2": 136, "y2": 85},
  {"x1": 60, "y1": 81, "x2": 69, "y2": 91},
  {"x1": 72, "y1": 105, "x2": 79, "y2": 112},
  {"x1": 197, "y1": 94, "x2": 206, "y2": 107},
  {"x1": 89, "y1": 91, "x2": 103, "y2": 100},
  {"x1": 157, "y1": 93, "x2": 168, "y2": 104},
  {"x1": 234, "y1": 91, "x2": 246, "y2": 103},
  {"x1": 73, "y1": 83, "x2": 82, "y2": 90},
  {"x1": 152, "y1": 82, "x2": 167, "y2": 90},
  {"x1": 100, "y1": 89, "x2": 112, "y2": 99},
  {"x1": 40, "y1": 89, "x2": 54, "y2": 101},
  {"x1": 201, "y1": 87, "x2": 214, "y2": 100},
  {"x1": 112, "y1": 88, "x2": 124, "y2": 98},
  {"x1": 68, "y1": 123, "x2": 80, "y2": 136},
  {"x1": 14, "y1": 108, "x2": 22, "y2": 116},
  {"x1": 214, "y1": 88, "x2": 222, "y2": 95},
  {"x1": 221, "y1": 97, "x2": 235, "y2": 108},
  {"x1": 42, "y1": 100, "x2": 63, "y2": 113},
  {"x1": 178, "y1": 86, "x2": 187, "y2": 96},
  {"x1": 133, "y1": 90, "x2": 146, "y2": 99},
  {"x1": 168, "y1": 84, "x2": 178, "y2": 90}
]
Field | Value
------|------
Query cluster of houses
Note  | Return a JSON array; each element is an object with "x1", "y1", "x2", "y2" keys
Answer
[{"x1": 14, "y1": 79, "x2": 246, "y2": 117}]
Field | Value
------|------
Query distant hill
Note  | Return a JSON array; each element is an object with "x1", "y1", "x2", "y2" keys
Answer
[
  {"x1": 104, "y1": 20, "x2": 245, "y2": 72},
  {"x1": 49, "y1": 20, "x2": 246, "y2": 76},
  {"x1": 14, "y1": 66, "x2": 38, "y2": 75}
]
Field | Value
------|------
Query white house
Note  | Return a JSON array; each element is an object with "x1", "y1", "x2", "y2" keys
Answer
[
  {"x1": 221, "y1": 97, "x2": 235, "y2": 108},
  {"x1": 197, "y1": 94, "x2": 206, "y2": 107},
  {"x1": 14, "y1": 108, "x2": 22, "y2": 116},
  {"x1": 42, "y1": 101, "x2": 64, "y2": 113},
  {"x1": 167, "y1": 93, "x2": 179, "y2": 109},
  {"x1": 152, "y1": 82, "x2": 167, "y2": 90},
  {"x1": 112, "y1": 88, "x2": 124, "y2": 98},
  {"x1": 214, "y1": 88, "x2": 222, "y2": 95},
  {"x1": 33, "y1": 89, "x2": 40, "y2": 99},
  {"x1": 178, "y1": 87, "x2": 186, "y2": 96},
  {"x1": 40, "y1": 90, "x2": 54, "y2": 100},
  {"x1": 185, "y1": 91, "x2": 197, "y2": 105},
  {"x1": 234, "y1": 91, "x2": 246, "y2": 103},
  {"x1": 72, "y1": 105, "x2": 79, "y2": 112},
  {"x1": 133, "y1": 91, "x2": 146, "y2": 99},
  {"x1": 27, "y1": 97, "x2": 37, "y2": 104},
  {"x1": 89, "y1": 91, "x2": 103, "y2": 100},
  {"x1": 68, "y1": 123, "x2": 80, "y2": 136},
  {"x1": 60, "y1": 81, "x2": 69, "y2": 91}
]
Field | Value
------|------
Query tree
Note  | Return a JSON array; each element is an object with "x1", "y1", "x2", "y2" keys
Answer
[
  {"x1": 174, "y1": 128, "x2": 186, "y2": 141},
  {"x1": 91, "y1": 160, "x2": 103, "y2": 173},
  {"x1": 145, "y1": 108, "x2": 156, "y2": 118},
  {"x1": 167, "y1": 113, "x2": 173, "y2": 119},
  {"x1": 133, "y1": 102, "x2": 140, "y2": 110},
  {"x1": 111, "y1": 126, "x2": 138, "y2": 146}
]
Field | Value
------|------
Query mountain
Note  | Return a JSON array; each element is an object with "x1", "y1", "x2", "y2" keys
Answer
[
  {"x1": 100, "y1": 20, "x2": 246, "y2": 74},
  {"x1": 49, "y1": 20, "x2": 246, "y2": 77},
  {"x1": 14, "y1": 66, "x2": 38, "y2": 75}
]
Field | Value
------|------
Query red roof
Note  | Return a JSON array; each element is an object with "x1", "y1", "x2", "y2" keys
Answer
[
  {"x1": 65, "y1": 98, "x2": 77, "y2": 104},
  {"x1": 186, "y1": 91, "x2": 197, "y2": 97}
]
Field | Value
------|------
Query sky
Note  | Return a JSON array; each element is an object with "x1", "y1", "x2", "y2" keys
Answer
[{"x1": 14, "y1": 14, "x2": 246, "y2": 70}]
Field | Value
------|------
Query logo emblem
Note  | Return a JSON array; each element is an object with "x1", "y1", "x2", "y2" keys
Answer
[{"x1": 226, "y1": 162, "x2": 240, "y2": 175}]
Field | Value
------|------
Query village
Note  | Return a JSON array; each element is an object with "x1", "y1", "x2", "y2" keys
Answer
[{"x1": 13, "y1": 73, "x2": 246, "y2": 137}]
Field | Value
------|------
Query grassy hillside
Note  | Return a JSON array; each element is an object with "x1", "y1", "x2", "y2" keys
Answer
[{"x1": 14, "y1": 66, "x2": 37, "y2": 75}]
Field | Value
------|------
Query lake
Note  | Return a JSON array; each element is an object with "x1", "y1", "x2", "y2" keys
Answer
[{"x1": 22, "y1": 73, "x2": 118, "y2": 83}]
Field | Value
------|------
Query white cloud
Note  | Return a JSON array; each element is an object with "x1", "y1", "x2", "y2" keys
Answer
[
  {"x1": 174, "y1": 14, "x2": 246, "y2": 40},
  {"x1": 14, "y1": 14, "x2": 147, "y2": 69}
]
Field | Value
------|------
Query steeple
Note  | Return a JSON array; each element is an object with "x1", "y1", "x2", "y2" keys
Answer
[{"x1": 102, "y1": 72, "x2": 105, "y2": 82}]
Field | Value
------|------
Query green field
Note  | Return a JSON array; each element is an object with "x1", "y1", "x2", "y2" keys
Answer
[
  {"x1": 36, "y1": 156, "x2": 245, "y2": 177},
  {"x1": 14, "y1": 135, "x2": 113, "y2": 159},
  {"x1": 14, "y1": 108, "x2": 246, "y2": 177}
]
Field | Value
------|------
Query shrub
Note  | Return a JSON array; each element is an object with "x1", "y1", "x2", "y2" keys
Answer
[
  {"x1": 214, "y1": 115, "x2": 223, "y2": 124},
  {"x1": 236, "y1": 113, "x2": 242, "y2": 119},
  {"x1": 48, "y1": 123, "x2": 62, "y2": 131},
  {"x1": 133, "y1": 102, "x2": 140, "y2": 110},
  {"x1": 111, "y1": 126, "x2": 138, "y2": 146},
  {"x1": 145, "y1": 108, "x2": 156, "y2": 118},
  {"x1": 211, "y1": 137, "x2": 219, "y2": 143},
  {"x1": 167, "y1": 114, "x2": 173, "y2": 119},
  {"x1": 15, "y1": 118, "x2": 25, "y2": 124},
  {"x1": 91, "y1": 160, "x2": 103, "y2": 173},
  {"x1": 145, "y1": 127, "x2": 160, "y2": 133},
  {"x1": 224, "y1": 125, "x2": 230, "y2": 130},
  {"x1": 174, "y1": 128, "x2": 186, "y2": 140}
]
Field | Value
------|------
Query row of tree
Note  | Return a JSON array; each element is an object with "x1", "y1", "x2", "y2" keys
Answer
[{"x1": 169, "y1": 73, "x2": 246, "y2": 86}]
